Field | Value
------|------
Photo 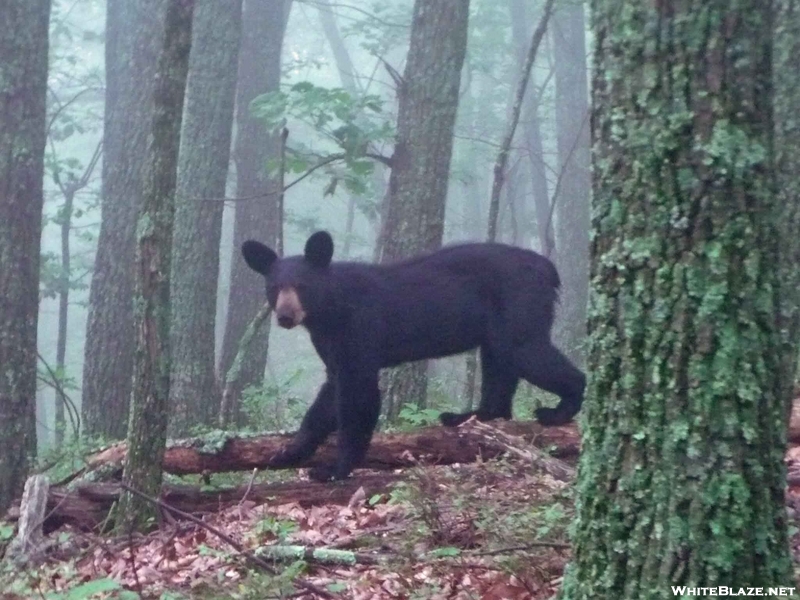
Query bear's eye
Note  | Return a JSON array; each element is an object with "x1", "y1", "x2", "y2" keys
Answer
[{"x1": 266, "y1": 283, "x2": 278, "y2": 297}]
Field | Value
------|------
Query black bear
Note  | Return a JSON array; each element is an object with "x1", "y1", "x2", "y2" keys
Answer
[{"x1": 242, "y1": 231, "x2": 585, "y2": 482}]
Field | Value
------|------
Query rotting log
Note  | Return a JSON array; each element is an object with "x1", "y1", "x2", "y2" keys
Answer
[
  {"x1": 9, "y1": 474, "x2": 403, "y2": 533},
  {"x1": 71, "y1": 420, "x2": 580, "y2": 482}
]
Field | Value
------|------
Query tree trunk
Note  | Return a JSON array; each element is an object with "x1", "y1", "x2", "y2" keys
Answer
[
  {"x1": 82, "y1": 0, "x2": 165, "y2": 440},
  {"x1": 169, "y1": 0, "x2": 243, "y2": 436},
  {"x1": 550, "y1": 1, "x2": 590, "y2": 368},
  {"x1": 775, "y1": 0, "x2": 800, "y2": 417},
  {"x1": 509, "y1": 0, "x2": 554, "y2": 257},
  {"x1": 486, "y1": 0, "x2": 555, "y2": 244},
  {"x1": 562, "y1": 2, "x2": 791, "y2": 597},
  {"x1": 378, "y1": 0, "x2": 470, "y2": 419},
  {"x1": 55, "y1": 188, "x2": 74, "y2": 448},
  {"x1": 218, "y1": 0, "x2": 292, "y2": 424},
  {"x1": 0, "y1": 0, "x2": 51, "y2": 516},
  {"x1": 117, "y1": 0, "x2": 194, "y2": 532}
]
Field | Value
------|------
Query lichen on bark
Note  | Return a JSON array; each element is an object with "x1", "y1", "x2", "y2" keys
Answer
[
  {"x1": 0, "y1": 0, "x2": 51, "y2": 515},
  {"x1": 561, "y1": 2, "x2": 792, "y2": 598},
  {"x1": 117, "y1": 0, "x2": 194, "y2": 532}
]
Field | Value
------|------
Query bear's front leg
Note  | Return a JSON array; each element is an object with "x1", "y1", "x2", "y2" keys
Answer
[
  {"x1": 269, "y1": 380, "x2": 337, "y2": 469},
  {"x1": 307, "y1": 367, "x2": 381, "y2": 483}
]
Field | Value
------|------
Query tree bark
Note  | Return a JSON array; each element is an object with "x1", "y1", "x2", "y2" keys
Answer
[
  {"x1": 117, "y1": 0, "x2": 194, "y2": 532},
  {"x1": 82, "y1": 0, "x2": 165, "y2": 440},
  {"x1": 378, "y1": 0, "x2": 470, "y2": 419},
  {"x1": 169, "y1": 0, "x2": 243, "y2": 436},
  {"x1": 550, "y1": 1, "x2": 590, "y2": 367},
  {"x1": 0, "y1": 0, "x2": 51, "y2": 516},
  {"x1": 218, "y1": 0, "x2": 292, "y2": 424},
  {"x1": 775, "y1": 0, "x2": 800, "y2": 418},
  {"x1": 562, "y1": 2, "x2": 792, "y2": 596}
]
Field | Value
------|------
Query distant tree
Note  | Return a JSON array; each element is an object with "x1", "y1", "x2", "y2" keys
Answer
[
  {"x1": 378, "y1": 0, "x2": 470, "y2": 419},
  {"x1": 49, "y1": 143, "x2": 102, "y2": 447},
  {"x1": 169, "y1": 0, "x2": 243, "y2": 436},
  {"x1": 82, "y1": 0, "x2": 165, "y2": 440},
  {"x1": 218, "y1": 0, "x2": 292, "y2": 426},
  {"x1": 117, "y1": 0, "x2": 194, "y2": 531},
  {"x1": 510, "y1": 0, "x2": 554, "y2": 257},
  {"x1": 562, "y1": 2, "x2": 792, "y2": 597},
  {"x1": 550, "y1": 0, "x2": 590, "y2": 367},
  {"x1": 41, "y1": 2, "x2": 105, "y2": 448},
  {"x1": 317, "y1": 0, "x2": 387, "y2": 258},
  {"x1": 0, "y1": 0, "x2": 52, "y2": 515}
]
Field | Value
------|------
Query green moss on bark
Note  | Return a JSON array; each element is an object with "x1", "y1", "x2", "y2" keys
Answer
[
  {"x1": 0, "y1": 0, "x2": 51, "y2": 515},
  {"x1": 561, "y1": 2, "x2": 791, "y2": 598},
  {"x1": 117, "y1": 0, "x2": 194, "y2": 533}
]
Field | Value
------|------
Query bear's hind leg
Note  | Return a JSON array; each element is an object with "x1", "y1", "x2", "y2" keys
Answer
[
  {"x1": 270, "y1": 380, "x2": 337, "y2": 468},
  {"x1": 513, "y1": 341, "x2": 585, "y2": 426},
  {"x1": 440, "y1": 347, "x2": 519, "y2": 427}
]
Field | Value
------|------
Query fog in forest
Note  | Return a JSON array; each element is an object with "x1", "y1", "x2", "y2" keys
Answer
[{"x1": 34, "y1": 0, "x2": 590, "y2": 450}]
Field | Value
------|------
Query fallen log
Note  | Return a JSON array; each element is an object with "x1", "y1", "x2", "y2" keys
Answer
[
  {"x1": 15, "y1": 474, "x2": 404, "y2": 533},
  {"x1": 72, "y1": 420, "x2": 580, "y2": 482}
]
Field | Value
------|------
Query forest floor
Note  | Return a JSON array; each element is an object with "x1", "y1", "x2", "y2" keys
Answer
[{"x1": 4, "y1": 414, "x2": 800, "y2": 599}]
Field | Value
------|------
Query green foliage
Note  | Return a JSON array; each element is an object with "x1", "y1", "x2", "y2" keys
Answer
[
  {"x1": 0, "y1": 564, "x2": 136, "y2": 600},
  {"x1": 254, "y1": 516, "x2": 299, "y2": 543},
  {"x1": 35, "y1": 432, "x2": 111, "y2": 484},
  {"x1": 55, "y1": 578, "x2": 134, "y2": 599},
  {"x1": 225, "y1": 561, "x2": 308, "y2": 599},
  {"x1": 396, "y1": 403, "x2": 441, "y2": 429},
  {"x1": 251, "y1": 81, "x2": 392, "y2": 199},
  {"x1": 240, "y1": 368, "x2": 307, "y2": 432},
  {"x1": 339, "y1": 2, "x2": 412, "y2": 57}
]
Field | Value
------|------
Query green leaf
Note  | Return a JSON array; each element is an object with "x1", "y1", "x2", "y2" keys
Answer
[{"x1": 61, "y1": 578, "x2": 121, "y2": 599}]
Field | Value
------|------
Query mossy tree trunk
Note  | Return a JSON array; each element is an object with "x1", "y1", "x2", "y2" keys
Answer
[
  {"x1": 378, "y1": 0, "x2": 470, "y2": 420},
  {"x1": 551, "y1": 1, "x2": 590, "y2": 368},
  {"x1": 0, "y1": 0, "x2": 51, "y2": 515},
  {"x1": 218, "y1": 0, "x2": 292, "y2": 426},
  {"x1": 561, "y1": 2, "x2": 792, "y2": 598},
  {"x1": 117, "y1": 0, "x2": 194, "y2": 532},
  {"x1": 82, "y1": 0, "x2": 164, "y2": 441},
  {"x1": 775, "y1": 0, "x2": 800, "y2": 414},
  {"x1": 169, "y1": 0, "x2": 243, "y2": 436}
]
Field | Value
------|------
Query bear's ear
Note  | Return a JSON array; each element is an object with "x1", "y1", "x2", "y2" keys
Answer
[
  {"x1": 304, "y1": 231, "x2": 334, "y2": 268},
  {"x1": 242, "y1": 240, "x2": 278, "y2": 276}
]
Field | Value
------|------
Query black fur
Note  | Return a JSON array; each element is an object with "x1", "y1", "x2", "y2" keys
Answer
[{"x1": 242, "y1": 231, "x2": 585, "y2": 482}]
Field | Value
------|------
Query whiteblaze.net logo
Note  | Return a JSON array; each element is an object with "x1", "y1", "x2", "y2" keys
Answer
[{"x1": 671, "y1": 587, "x2": 796, "y2": 597}]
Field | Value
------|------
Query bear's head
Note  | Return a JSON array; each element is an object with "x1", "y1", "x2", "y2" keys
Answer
[{"x1": 241, "y1": 231, "x2": 335, "y2": 330}]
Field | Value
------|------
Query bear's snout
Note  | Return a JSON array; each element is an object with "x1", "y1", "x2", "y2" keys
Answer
[
  {"x1": 275, "y1": 287, "x2": 306, "y2": 329},
  {"x1": 277, "y1": 314, "x2": 296, "y2": 329}
]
